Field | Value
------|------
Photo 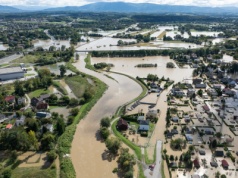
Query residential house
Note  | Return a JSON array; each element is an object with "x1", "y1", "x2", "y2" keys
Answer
[
  {"x1": 222, "y1": 88, "x2": 236, "y2": 96},
  {"x1": 202, "y1": 105, "x2": 210, "y2": 112},
  {"x1": 187, "y1": 89, "x2": 196, "y2": 97},
  {"x1": 195, "y1": 83, "x2": 207, "y2": 89},
  {"x1": 139, "y1": 120, "x2": 149, "y2": 126},
  {"x1": 166, "y1": 131, "x2": 173, "y2": 139},
  {"x1": 117, "y1": 118, "x2": 128, "y2": 131},
  {"x1": 146, "y1": 110, "x2": 157, "y2": 118},
  {"x1": 213, "y1": 84, "x2": 222, "y2": 90},
  {"x1": 5, "y1": 96, "x2": 15, "y2": 104},
  {"x1": 173, "y1": 90, "x2": 185, "y2": 97},
  {"x1": 36, "y1": 112, "x2": 51, "y2": 119},
  {"x1": 15, "y1": 115, "x2": 26, "y2": 126},
  {"x1": 185, "y1": 134, "x2": 193, "y2": 141},
  {"x1": 184, "y1": 115, "x2": 191, "y2": 123},
  {"x1": 137, "y1": 115, "x2": 145, "y2": 122},
  {"x1": 228, "y1": 80, "x2": 237, "y2": 88},
  {"x1": 207, "y1": 88, "x2": 218, "y2": 97},
  {"x1": 193, "y1": 78, "x2": 202, "y2": 85},
  {"x1": 44, "y1": 123, "x2": 53, "y2": 132},
  {"x1": 171, "y1": 129, "x2": 178, "y2": 135},
  {"x1": 36, "y1": 101, "x2": 49, "y2": 111},
  {"x1": 199, "y1": 150, "x2": 206, "y2": 155},
  {"x1": 17, "y1": 97, "x2": 26, "y2": 105},
  {"x1": 31, "y1": 94, "x2": 50, "y2": 107},
  {"x1": 6, "y1": 124, "x2": 13, "y2": 129},
  {"x1": 215, "y1": 150, "x2": 224, "y2": 157},
  {"x1": 138, "y1": 119, "x2": 149, "y2": 134},
  {"x1": 222, "y1": 159, "x2": 229, "y2": 169},
  {"x1": 171, "y1": 117, "x2": 179, "y2": 122},
  {"x1": 193, "y1": 159, "x2": 200, "y2": 168}
]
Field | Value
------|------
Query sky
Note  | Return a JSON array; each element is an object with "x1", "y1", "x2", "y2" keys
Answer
[{"x1": 0, "y1": 0, "x2": 238, "y2": 7}]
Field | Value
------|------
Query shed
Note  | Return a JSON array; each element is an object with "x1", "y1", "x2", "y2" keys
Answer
[
  {"x1": 117, "y1": 118, "x2": 128, "y2": 131},
  {"x1": 0, "y1": 67, "x2": 24, "y2": 81}
]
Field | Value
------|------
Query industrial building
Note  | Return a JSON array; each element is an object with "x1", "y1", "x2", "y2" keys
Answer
[{"x1": 0, "y1": 67, "x2": 24, "y2": 81}]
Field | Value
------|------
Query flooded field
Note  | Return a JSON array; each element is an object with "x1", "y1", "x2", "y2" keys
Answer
[
  {"x1": 33, "y1": 40, "x2": 71, "y2": 50},
  {"x1": 91, "y1": 56, "x2": 193, "y2": 83},
  {"x1": 40, "y1": 62, "x2": 75, "y2": 75},
  {"x1": 71, "y1": 54, "x2": 143, "y2": 178}
]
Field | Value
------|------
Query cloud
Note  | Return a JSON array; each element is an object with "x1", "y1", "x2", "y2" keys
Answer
[{"x1": 0, "y1": 0, "x2": 238, "y2": 7}]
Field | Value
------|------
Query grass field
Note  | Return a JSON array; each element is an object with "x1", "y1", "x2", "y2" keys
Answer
[
  {"x1": 52, "y1": 80, "x2": 68, "y2": 95},
  {"x1": 12, "y1": 167, "x2": 56, "y2": 178},
  {"x1": 65, "y1": 76, "x2": 95, "y2": 98},
  {"x1": 11, "y1": 54, "x2": 53, "y2": 64},
  {"x1": 28, "y1": 88, "x2": 51, "y2": 98}
]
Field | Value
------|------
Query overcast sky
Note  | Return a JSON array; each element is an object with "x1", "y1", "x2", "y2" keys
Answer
[{"x1": 1, "y1": 0, "x2": 238, "y2": 7}]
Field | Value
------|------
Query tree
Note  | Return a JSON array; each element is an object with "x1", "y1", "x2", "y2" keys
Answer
[
  {"x1": 197, "y1": 89, "x2": 203, "y2": 97},
  {"x1": 41, "y1": 133, "x2": 55, "y2": 150},
  {"x1": 28, "y1": 130, "x2": 39, "y2": 150},
  {"x1": 38, "y1": 68, "x2": 51, "y2": 78},
  {"x1": 105, "y1": 137, "x2": 121, "y2": 154},
  {"x1": 211, "y1": 139, "x2": 217, "y2": 149},
  {"x1": 221, "y1": 174, "x2": 227, "y2": 178},
  {"x1": 2, "y1": 169, "x2": 12, "y2": 178},
  {"x1": 169, "y1": 155, "x2": 174, "y2": 161},
  {"x1": 70, "y1": 108, "x2": 79, "y2": 116},
  {"x1": 14, "y1": 80, "x2": 25, "y2": 96},
  {"x1": 76, "y1": 53, "x2": 79, "y2": 60},
  {"x1": 59, "y1": 65, "x2": 67, "y2": 77},
  {"x1": 100, "y1": 117, "x2": 110, "y2": 128},
  {"x1": 216, "y1": 132, "x2": 222, "y2": 138},
  {"x1": 166, "y1": 62, "x2": 175, "y2": 68},
  {"x1": 69, "y1": 98, "x2": 79, "y2": 106},
  {"x1": 56, "y1": 117, "x2": 65, "y2": 136},
  {"x1": 47, "y1": 150, "x2": 57, "y2": 162},
  {"x1": 100, "y1": 127, "x2": 110, "y2": 140}
]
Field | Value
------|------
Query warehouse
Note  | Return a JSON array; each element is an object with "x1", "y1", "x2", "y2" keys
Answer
[{"x1": 0, "y1": 67, "x2": 24, "y2": 81}]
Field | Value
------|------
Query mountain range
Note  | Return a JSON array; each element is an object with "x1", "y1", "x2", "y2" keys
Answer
[{"x1": 0, "y1": 2, "x2": 238, "y2": 14}]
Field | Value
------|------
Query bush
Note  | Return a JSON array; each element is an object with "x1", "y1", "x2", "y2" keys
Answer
[
  {"x1": 69, "y1": 98, "x2": 79, "y2": 106},
  {"x1": 70, "y1": 108, "x2": 79, "y2": 116},
  {"x1": 47, "y1": 150, "x2": 57, "y2": 162},
  {"x1": 99, "y1": 127, "x2": 110, "y2": 140},
  {"x1": 2, "y1": 169, "x2": 12, "y2": 178}
]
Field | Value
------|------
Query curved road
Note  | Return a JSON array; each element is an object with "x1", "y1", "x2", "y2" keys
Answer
[{"x1": 71, "y1": 53, "x2": 143, "y2": 178}]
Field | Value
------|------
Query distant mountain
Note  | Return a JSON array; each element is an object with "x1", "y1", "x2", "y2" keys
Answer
[
  {"x1": 13, "y1": 6, "x2": 49, "y2": 11},
  {"x1": 44, "y1": 2, "x2": 238, "y2": 14},
  {"x1": 0, "y1": 5, "x2": 23, "y2": 13}
]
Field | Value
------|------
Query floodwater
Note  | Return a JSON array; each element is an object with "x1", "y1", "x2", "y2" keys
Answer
[
  {"x1": 41, "y1": 62, "x2": 75, "y2": 76},
  {"x1": 33, "y1": 39, "x2": 71, "y2": 50},
  {"x1": 91, "y1": 56, "x2": 194, "y2": 83},
  {"x1": 71, "y1": 52, "x2": 143, "y2": 178},
  {"x1": 222, "y1": 54, "x2": 234, "y2": 63},
  {"x1": 0, "y1": 43, "x2": 8, "y2": 50}
]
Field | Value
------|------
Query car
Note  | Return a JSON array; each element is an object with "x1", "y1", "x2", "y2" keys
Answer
[{"x1": 149, "y1": 164, "x2": 155, "y2": 171}]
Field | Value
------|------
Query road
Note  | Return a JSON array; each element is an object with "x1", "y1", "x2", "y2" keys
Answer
[
  {"x1": 144, "y1": 140, "x2": 163, "y2": 178},
  {"x1": 0, "y1": 54, "x2": 23, "y2": 64}
]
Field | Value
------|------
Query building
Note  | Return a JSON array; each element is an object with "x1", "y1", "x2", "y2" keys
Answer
[
  {"x1": 117, "y1": 118, "x2": 128, "y2": 131},
  {"x1": 195, "y1": 83, "x2": 207, "y2": 89},
  {"x1": 36, "y1": 101, "x2": 49, "y2": 111},
  {"x1": 31, "y1": 94, "x2": 50, "y2": 107},
  {"x1": 5, "y1": 96, "x2": 15, "y2": 103},
  {"x1": 6, "y1": 124, "x2": 13, "y2": 129},
  {"x1": 222, "y1": 159, "x2": 229, "y2": 169},
  {"x1": 187, "y1": 89, "x2": 196, "y2": 97},
  {"x1": 0, "y1": 67, "x2": 24, "y2": 81},
  {"x1": 193, "y1": 159, "x2": 200, "y2": 168},
  {"x1": 36, "y1": 112, "x2": 51, "y2": 119}
]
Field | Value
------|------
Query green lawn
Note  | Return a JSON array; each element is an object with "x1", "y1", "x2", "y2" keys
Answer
[
  {"x1": 65, "y1": 76, "x2": 95, "y2": 98},
  {"x1": 11, "y1": 55, "x2": 39, "y2": 63},
  {"x1": 12, "y1": 167, "x2": 56, "y2": 178},
  {"x1": 52, "y1": 80, "x2": 68, "y2": 95},
  {"x1": 28, "y1": 88, "x2": 51, "y2": 98}
]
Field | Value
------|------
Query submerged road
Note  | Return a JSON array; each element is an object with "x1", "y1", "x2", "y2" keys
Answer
[{"x1": 71, "y1": 53, "x2": 143, "y2": 178}]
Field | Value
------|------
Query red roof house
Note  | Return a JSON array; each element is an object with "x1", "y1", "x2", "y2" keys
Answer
[
  {"x1": 222, "y1": 159, "x2": 229, "y2": 169},
  {"x1": 202, "y1": 105, "x2": 210, "y2": 112},
  {"x1": 5, "y1": 96, "x2": 15, "y2": 103},
  {"x1": 193, "y1": 159, "x2": 200, "y2": 168},
  {"x1": 6, "y1": 124, "x2": 13, "y2": 129},
  {"x1": 117, "y1": 118, "x2": 128, "y2": 131},
  {"x1": 36, "y1": 101, "x2": 49, "y2": 111}
]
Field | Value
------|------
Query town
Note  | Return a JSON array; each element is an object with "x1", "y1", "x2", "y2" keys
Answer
[{"x1": 0, "y1": 4, "x2": 238, "y2": 178}]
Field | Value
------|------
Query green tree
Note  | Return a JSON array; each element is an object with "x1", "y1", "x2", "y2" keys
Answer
[
  {"x1": 28, "y1": 130, "x2": 39, "y2": 150},
  {"x1": 59, "y1": 65, "x2": 67, "y2": 77},
  {"x1": 70, "y1": 108, "x2": 79, "y2": 116},
  {"x1": 100, "y1": 117, "x2": 110, "y2": 128},
  {"x1": 197, "y1": 89, "x2": 203, "y2": 97},
  {"x1": 47, "y1": 150, "x2": 57, "y2": 162},
  {"x1": 14, "y1": 80, "x2": 25, "y2": 96},
  {"x1": 69, "y1": 98, "x2": 79, "y2": 106},
  {"x1": 41, "y1": 133, "x2": 55, "y2": 150},
  {"x1": 2, "y1": 169, "x2": 12, "y2": 178},
  {"x1": 105, "y1": 137, "x2": 121, "y2": 154},
  {"x1": 56, "y1": 117, "x2": 65, "y2": 136},
  {"x1": 100, "y1": 127, "x2": 110, "y2": 140}
]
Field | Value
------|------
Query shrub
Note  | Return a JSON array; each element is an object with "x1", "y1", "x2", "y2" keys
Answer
[{"x1": 47, "y1": 150, "x2": 57, "y2": 162}]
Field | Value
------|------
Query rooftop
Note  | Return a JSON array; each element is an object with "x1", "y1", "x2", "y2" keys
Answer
[{"x1": 0, "y1": 67, "x2": 23, "y2": 75}]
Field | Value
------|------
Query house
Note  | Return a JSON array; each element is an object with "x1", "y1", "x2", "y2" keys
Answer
[
  {"x1": 213, "y1": 84, "x2": 222, "y2": 90},
  {"x1": 137, "y1": 115, "x2": 145, "y2": 122},
  {"x1": 228, "y1": 81, "x2": 237, "y2": 88},
  {"x1": 139, "y1": 120, "x2": 149, "y2": 125},
  {"x1": 117, "y1": 118, "x2": 128, "y2": 131},
  {"x1": 36, "y1": 112, "x2": 51, "y2": 119},
  {"x1": 221, "y1": 159, "x2": 229, "y2": 169},
  {"x1": 202, "y1": 105, "x2": 210, "y2": 112},
  {"x1": 207, "y1": 88, "x2": 218, "y2": 97},
  {"x1": 171, "y1": 129, "x2": 178, "y2": 135},
  {"x1": 146, "y1": 110, "x2": 157, "y2": 118},
  {"x1": 222, "y1": 88, "x2": 236, "y2": 96},
  {"x1": 6, "y1": 124, "x2": 13, "y2": 129},
  {"x1": 31, "y1": 94, "x2": 50, "y2": 107},
  {"x1": 138, "y1": 125, "x2": 149, "y2": 133},
  {"x1": 166, "y1": 131, "x2": 173, "y2": 139},
  {"x1": 215, "y1": 150, "x2": 224, "y2": 157},
  {"x1": 15, "y1": 115, "x2": 26, "y2": 126},
  {"x1": 195, "y1": 83, "x2": 207, "y2": 89},
  {"x1": 193, "y1": 78, "x2": 202, "y2": 85},
  {"x1": 171, "y1": 117, "x2": 179, "y2": 122},
  {"x1": 193, "y1": 159, "x2": 200, "y2": 168},
  {"x1": 210, "y1": 161, "x2": 218, "y2": 167},
  {"x1": 36, "y1": 101, "x2": 49, "y2": 111},
  {"x1": 187, "y1": 89, "x2": 196, "y2": 97},
  {"x1": 199, "y1": 150, "x2": 206, "y2": 155},
  {"x1": 5, "y1": 96, "x2": 15, "y2": 104},
  {"x1": 184, "y1": 115, "x2": 191, "y2": 122},
  {"x1": 173, "y1": 91, "x2": 185, "y2": 97},
  {"x1": 44, "y1": 123, "x2": 53, "y2": 132},
  {"x1": 185, "y1": 134, "x2": 193, "y2": 141},
  {"x1": 17, "y1": 97, "x2": 26, "y2": 105}
]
